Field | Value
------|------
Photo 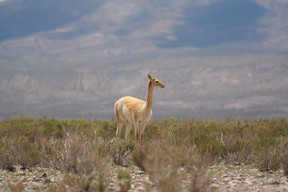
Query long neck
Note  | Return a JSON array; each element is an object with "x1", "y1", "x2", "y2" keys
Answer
[{"x1": 145, "y1": 80, "x2": 154, "y2": 110}]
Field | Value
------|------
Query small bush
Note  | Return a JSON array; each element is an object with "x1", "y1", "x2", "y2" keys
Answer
[
  {"x1": 279, "y1": 139, "x2": 288, "y2": 176},
  {"x1": 132, "y1": 144, "x2": 148, "y2": 171},
  {"x1": 256, "y1": 147, "x2": 281, "y2": 172},
  {"x1": 143, "y1": 140, "x2": 184, "y2": 192},
  {"x1": 117, "y1": 169, "x2": 132, "y2": 192},
  {"x1": 96, "y1": 120, "x2": 116, "y2": 141},
  {"x1": 111, "y1": 139, "x2": 134, "y2": 166},
  {"x1": 49, "y1": 131, "x2": 109, "y2": 174},
  {"x1": 41, "y1": 118, "x2": 65, "y2": 138},
  {"x1": 0, "y1": 136, "x2": 42, "y2": 169},
  {"x1": 0, "y1": 138, "x2": 18, "y2": 170},
  {"x1": 8, "y1": 182, "x2": 25, "y2": 192},
  {"x1": 47, "y1": 173, "x2": 108, "y2": 192},
  {"x1": 194, "y1": 133, "x2": 225, "y2": 157}
]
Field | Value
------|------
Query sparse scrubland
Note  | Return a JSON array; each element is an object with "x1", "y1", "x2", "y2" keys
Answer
[{"x1": 1, "y1": 116, "x2": 288, "y2": 191}]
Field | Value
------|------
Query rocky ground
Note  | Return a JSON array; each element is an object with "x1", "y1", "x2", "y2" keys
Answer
[
  {"x1": 1, "y1": 163, "x2": 288, "y2": 192},
  {"x1": 0, "y1": 166, "x2": 62, "y2": 192},
  {"x1": 209, "y1": 163, "x2": 288, "y2": 192}
]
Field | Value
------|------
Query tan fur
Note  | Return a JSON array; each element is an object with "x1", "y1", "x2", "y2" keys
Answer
[
  {"x1": 114, "y1": 74, "x2": 164, "y2": 142},
  {"x1": 122, "y1": 97, "x2": 145, "y2": 115}
]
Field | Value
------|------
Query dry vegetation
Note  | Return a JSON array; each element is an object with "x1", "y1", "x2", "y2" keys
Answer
[{"x1": 0, "y1": 116, "x2": 288, "y2": 191}]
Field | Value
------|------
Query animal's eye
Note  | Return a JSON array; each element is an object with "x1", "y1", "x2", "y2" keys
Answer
[{"x1": 155, "y1": 80, "x2": 159, "y2": 84}]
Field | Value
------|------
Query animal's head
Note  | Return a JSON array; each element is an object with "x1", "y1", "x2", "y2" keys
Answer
[{"x1": 148, "y1": 74, "x2": 165, "y2": 88}]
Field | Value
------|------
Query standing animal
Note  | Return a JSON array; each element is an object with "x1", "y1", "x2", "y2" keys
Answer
[{"x1": 114, "y1": 74, "x2": 165, "y2": 142}]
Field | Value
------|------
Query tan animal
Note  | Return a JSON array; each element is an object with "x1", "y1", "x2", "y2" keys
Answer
[{"x1": 114, "y1": 74, "x2": 165, "y2": 142}]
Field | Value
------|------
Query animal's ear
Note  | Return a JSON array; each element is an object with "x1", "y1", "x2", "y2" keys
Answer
[{"x1": 148, "y1": 74, "x2": 152, "y2": 79}]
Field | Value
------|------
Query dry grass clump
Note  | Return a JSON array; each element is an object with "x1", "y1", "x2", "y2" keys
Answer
[
  {"x1": 8, "y1": 182, "x2": 25, "y2": 192},
  {"x1": 141, "y1": 118, "x2": 288, "y2": 175},
  {"x1": 131, "y1": 120, "x2": 213, "y2": 192},
  {"x1": 0, "y1": 116, "x2": 114, "y2": 169},
  {"x1": 144, "y1": 141, "x2": 185, "y2": 192},
  {"x1": 1, "y1": 116, "x2": 288, "y2": 191},
  {"x1": 0, "y1": 116, "x2": 113, "y2": 191},
  {"x1": 111, "y1": 139, "x2": 135, "y2": 166},
  {"x1": 279, "y1": 138, "x2": 288, "y2": 176},
  {"x1": 117, "y1": 169, "x2": 132, "y2": 192},
  {"x1": 145, "y1": 146, "x2": 211, "y2": 192},
  {"x1": 44, "y1": 122, "x2": 113, "y2": 191},
  {"x1": 48, "y1": 131, "x2": 107, "y2": 174},
  {"x1": 47, "y1": 172, "x2": 108, "y2": 192}
]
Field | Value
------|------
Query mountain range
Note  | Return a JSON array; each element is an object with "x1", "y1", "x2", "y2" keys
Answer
[{"x1": 0, "y1": 0, "x2": 287, "y2": 119}]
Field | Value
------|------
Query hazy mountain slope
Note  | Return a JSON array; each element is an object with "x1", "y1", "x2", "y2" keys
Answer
[{"x1": 1, "y1": 53, "x2": 287, "y2": 119}]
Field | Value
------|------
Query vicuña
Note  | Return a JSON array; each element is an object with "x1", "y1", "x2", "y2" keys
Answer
[{"x1": 114, "y1": 74, "x2": 165, "y2": 142}]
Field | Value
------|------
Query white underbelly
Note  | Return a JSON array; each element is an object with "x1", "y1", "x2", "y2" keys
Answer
[{"x1": 122, "y1": 105, "x2": 152, "y2": 123}]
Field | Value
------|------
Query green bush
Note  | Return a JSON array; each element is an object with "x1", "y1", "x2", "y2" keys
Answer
[{"x1": 194, "y1": 134, "x2": 225, "y2": 157}]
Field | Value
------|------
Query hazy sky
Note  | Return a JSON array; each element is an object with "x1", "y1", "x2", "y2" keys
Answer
[
  {"x1": 0, "y1": 0, "x2": 287, "y2": 119},
  {"x1": 1, "y1": 0, "x2": 287, "y2": 52}
]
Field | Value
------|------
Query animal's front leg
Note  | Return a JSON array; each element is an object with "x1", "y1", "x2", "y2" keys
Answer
[
  {"x1": 134, "y1": 123, "x2": 140, "y2": 142},
  {"x1": 139, "y1": 122, "x2": 147, "y2": 142}
]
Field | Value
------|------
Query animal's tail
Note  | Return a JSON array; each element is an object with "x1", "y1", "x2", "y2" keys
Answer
[{"x1": 114, "y1": 100, "x2": 121, "y2": 121}]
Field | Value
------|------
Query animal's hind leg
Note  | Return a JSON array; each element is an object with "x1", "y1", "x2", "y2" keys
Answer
[
  {"x1": 116, "y1": 122, "x2": 124, "y2": 138},
  {"x1": 125, "y1": 123, "x2": 132, "y2": 139}
]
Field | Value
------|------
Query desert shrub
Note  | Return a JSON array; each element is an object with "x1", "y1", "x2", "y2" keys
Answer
[
  {"x1": 117, "y1": 169, "x2": 132, "y2": 192},
  {"x1": 142, "y1": 138, "x2": 211, "y2": 192},
  {"x1": 253, "y1": 131, "x2": 282, "y2": 172},
  {"x1": 132, "y1": 144, "x2": 148, "y2": 171},
  {"x1": 144, "y1": 121, "x2": 160, "y2": 140},
  {"x1": 0, "y1": 137, "x2": 18, "y2": 170},
  {"x1": 48, "y1": 131, "x2": 108, "y2": 174},
  {"x1": 16, "y1": 136, "x2": 42, "y2": 168},
  {"x1": 96, "y1": 119, "x2": 116, "y2": 141},
  {"x1": 0, "y1": 136, "x2": 43, "y2": 169},
  {"x1": 222, "y1": 139, "x2": 254, "y2": 164},
  {"x1": 279, "y1": 139, "x2": 288, "y2": 176},
  {"x1": 47, "y1": 172, "x2": 109, "y2": 192},
  {"x1": 186, "y1": 154, "x2": 212, "y2": 192},
  {"x1": 145, "y1": 118, "x2": 288, "y2": 175},
  {"x1": 111, "y1": 139, "x2": 134, "y2": 166},
  {"x1": 0, "y1": 117, "x2": 115, "y2": 171},
  {"x1": 141, "y1": 128, "x2": 207, "y2": 192},
  {"x1": 256, "y1": 147, "x2": 281, "y2": 172},
  {"x1": 0, "y1": 116, "x2": 44, "y2": 142},
  {"x1": 45, "y1": 129, "x2": 111, "y2": 191},
  {"x1": 41, "y1": 118, "x2": 65, "y2": 138},
  {"x1": 8, "y1": 182, "x2": 25, "y2": 192},
  {"x1": 194, "y1": 133, "x2": 225, "y2": 157},
  {"x1": 1, "y1": 116, "x2": 288, "y2": 192},
  {"x1": 144, "y1": 140, "x2": 183, "y2": 192}
]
